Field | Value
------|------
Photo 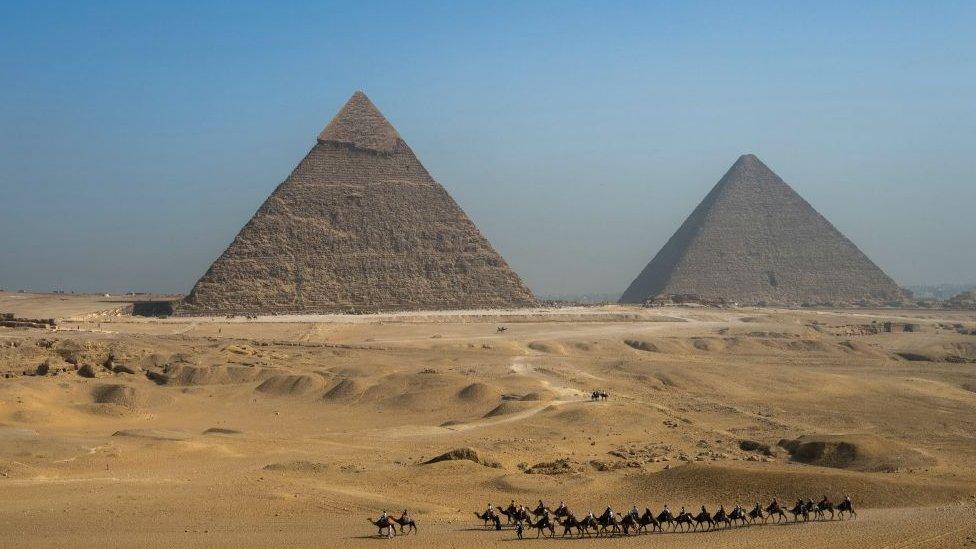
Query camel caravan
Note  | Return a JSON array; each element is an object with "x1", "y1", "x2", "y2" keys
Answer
[
  {"x1": 470, "y1": 495, "x2": 856, "y2": 539},
  {"x1": 368, "y1": 495, "x2": 855, "y2": 538}
]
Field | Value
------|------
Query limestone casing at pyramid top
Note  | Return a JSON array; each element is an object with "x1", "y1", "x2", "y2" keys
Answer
[{"x1": 317, "y1": 91, "x2": 401, "y2": 153}]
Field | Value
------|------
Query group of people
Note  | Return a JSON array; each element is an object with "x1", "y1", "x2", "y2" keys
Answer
[{"x1": 476, "y1": 494, "x2": 856, "y2": 538}]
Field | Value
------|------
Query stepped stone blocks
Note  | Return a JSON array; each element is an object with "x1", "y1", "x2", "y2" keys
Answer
[
  {"x1": 620, "y1": 154, "x2": 905, "y2": 306},
  {"x1": 180, "y1": 91, "x2": 537, "y2": 315}
]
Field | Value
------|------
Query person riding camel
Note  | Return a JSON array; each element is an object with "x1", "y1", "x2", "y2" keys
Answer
[
  {"x1": 380, "y1": 510, "x2": 388, "y2": 523},
  {"x1": 629, "y1": 505, "x2": 639, "y2": 520}
]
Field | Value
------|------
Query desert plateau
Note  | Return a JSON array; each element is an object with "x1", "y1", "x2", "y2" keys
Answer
[{"x1": 2, "y1": 292, "x2": 975, "y2": 547}]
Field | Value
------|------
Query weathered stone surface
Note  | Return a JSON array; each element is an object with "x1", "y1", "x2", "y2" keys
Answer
[
  {"x1": 180, "y1": 91, "x2": 537, "y2": 315},
  {"x1": 620, "y1": 154, "x2": 905, "y2": 306}
]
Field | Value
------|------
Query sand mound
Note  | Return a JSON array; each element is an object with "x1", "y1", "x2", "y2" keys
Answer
[
  {"x1": 423, "y1": 447, "x2": 498, "y2": 467},
  {"x1": 456, "y1": 382, "x2": 500, "y2": 403},
  {"x1": 255, "y1": 374, "x2": 325, "y2": 396},
  {"x1": 527, "y1": 341, "x2": 565, "y2": 355},
  {"x1": 203, "y1": 427, "x2": 242, "y2": 435},
  {"x1": 962, "y1": 383, "x2": 976, "y2": 393},
  {"x1": 483, "y1": 401, "x2": 535, "y2": 418},
  {"x1": 322, "y1": 379, "x2": 365, "y2": 402},
  {"x1": 112, "y1": 429, "x2": 189, "y2": 441},
  {"x1": 691, "y1": 337, "x2": 724, "y2": 352},
  {"x1": 263, "y1": 460, "x2": 330, "y2": 474},
  {"x1": 624, "y1": 339, "x2": 659, "y2": 352},
  {"x1": 897, "y1": 342, "x2": 976, "y2": 363},
  {"x1": 91, "y1": 384, "x2": 143, "y2": 408},
  {"x1": 147, "y1": 363, "x2": 268, "y2": 386},
  {"x1": 780, "y1": 434, "x2": 933, "y2": 472},
  {"x1": 519, "y1": 389, "x2": 555, "y2": 402}
]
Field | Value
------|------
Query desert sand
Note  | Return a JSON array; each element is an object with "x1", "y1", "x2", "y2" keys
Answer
[{"x1": 1, "y1": 291, "x2": 975, "y2": 547}]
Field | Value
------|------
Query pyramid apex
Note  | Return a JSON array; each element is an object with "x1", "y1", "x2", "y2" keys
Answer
[
  {"x1": 317, "y1": 91, "x2": 400, "y2": 152},
  {"x1": 732, "y1": 153, "x2": 763, "y2": 167}
]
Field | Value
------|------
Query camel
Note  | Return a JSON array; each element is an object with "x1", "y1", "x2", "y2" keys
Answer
[
  {"x1": 596, "y1": 510, "x2": 621, "y2": 536},
  {"x1": 693, "y1": 507, "x2": 715, "y2": 531},
  {"x1": 837, "y1": 499, "x2": 857, "y2": 519},
  {"x1": 749, "y1": 503, "x2": 767, "y2": 524},
  {"x1": 499, "y1": 502, "x2": 520, "y2": 524},
  {"x1": 656, "y1": 508, "x2": 677, "y2": 531},
  {"x1": 591, "y1": 390, "x2": 609, "y2": 401},
  {"x1": 765, "y1": 500, "x2": 788, "y2": 523},
  {"x1": 531, "y1": 501, "x2": 549, "y2": 517},
  {"x1": 728, "y1": 505, "x2": 749, "y2": 527},
  {"x1": 366, "y1": 517, "x2": 396, "y2": 538},
  {"x1": 525, "y1": 515, "x2": 556, "y2": 538},
  {"x1": 577, "y1": 515, "x2": 600, "y2": 536},
  {"x1": 674, "y1": 510, "x2": 695, "y2": 532},
  {"x1": 789, "y1": 500, "x2": 810, "y2": 522},
  {"x1": 391, "y1": 512, "x2": 417, "y2": 534},
  {"x1": 619, "y1": 512, "x2": 640, "y2": 535},
  {"x1": 553, "y1": 502, "x2": 572, "y2": 518},
  {"x1": 637, "y1": 508, "x2": 663, "y2": 533},
  {"x1": 474, "y1": 510, "x2": 501, "y2": 530},
  {"x1": 556, "y1": 515, "x2": 580, "y2": 537},
  {"x1": 816, "y1": 497, "x2": 836, "y2": 520},
  {"x1": 712, "y1": 506, "x2": 732, "y2": 529},
  {"x1": 557, "y1": 514, "x2": 596, "y2": 538}
]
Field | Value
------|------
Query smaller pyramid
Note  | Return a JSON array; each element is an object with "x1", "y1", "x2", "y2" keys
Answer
[{"x1": 620, "y1": 154, "x2": 905, "y2": 306}]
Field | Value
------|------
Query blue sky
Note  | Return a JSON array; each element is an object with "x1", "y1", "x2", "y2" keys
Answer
[{"x1": 1, "y1": 1, "x2": 974, "y2": 295}]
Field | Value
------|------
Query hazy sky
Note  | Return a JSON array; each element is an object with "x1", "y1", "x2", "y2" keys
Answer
[{"x1": 1, "y1": 1, "x2": 974, "y2": 296}]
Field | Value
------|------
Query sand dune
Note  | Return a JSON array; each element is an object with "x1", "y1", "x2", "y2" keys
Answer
[{"x1": 1, "y1": 296, "x2": 975, "y2": 546}]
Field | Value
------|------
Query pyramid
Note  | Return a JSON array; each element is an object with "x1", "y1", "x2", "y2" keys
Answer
[
  {"x1": 620, "y1": 154, "x2": 905, "y2": 306},
  {"x1": 180, "y1": 91, "x2": 537, "y2": 315}
]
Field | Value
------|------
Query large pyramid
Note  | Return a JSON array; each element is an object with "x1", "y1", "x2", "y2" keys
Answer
[
  {"x1": 180, "y1": 91, "x2": 537, "y2": 315},
  {"x1": 620, "y1": 154, "x2": 905, "y2": 306}
]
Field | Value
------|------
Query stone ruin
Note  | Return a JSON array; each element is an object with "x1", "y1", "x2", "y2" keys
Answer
[
  {"x1": 179, "y1": 91, "x2": 536, "y2": 315},
  {"x1": 620, "y1": 154, "x2": 907, "y2": 307}
]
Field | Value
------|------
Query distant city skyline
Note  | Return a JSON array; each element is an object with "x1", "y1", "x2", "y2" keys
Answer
[{"x1": 1, "y1": 1, "x2": 974, "y2": 296}]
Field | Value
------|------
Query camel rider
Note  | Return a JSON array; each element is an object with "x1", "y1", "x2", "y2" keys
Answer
[
  {"x1": 844, "y1": 495, "x2": 852, "y2": 504},
  {"x1": 679, "y1": 506, "x2": 686, "y2": 516},
  {"x1": 586, "y1": 511, "x2": 595, "y2": 521},
  {"x1": 379, "y1": 510, "x2": 388, "y2": 524},
  {"x1": 400, "y1": 509, "x2": 410, "y2": 521},
  {"x1": 603, "y1": 506, "x2": 613, "y2": 519},
  {"x1": 701, "y1": 505, "x2": 708, "y2": 515},
  {"x1": 629, "y1": 505, "x2": 639, "y2": 520},
  {"x1": 662, "y1": 504, "x2": 670, "y2": 515}
]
